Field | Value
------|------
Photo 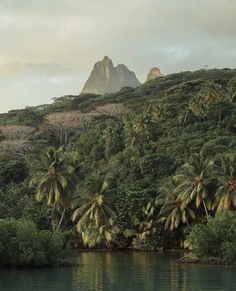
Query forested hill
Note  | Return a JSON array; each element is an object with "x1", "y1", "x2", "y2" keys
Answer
[
  {"x1": 1, "y1": 68, "x2": 236, "y2": 127},
  {"x1": 1, "y1": 67, "x2": 236, "y2": 182},
  {"x1": 1, "y1": 68, "x2": 236, "y2": 252}
]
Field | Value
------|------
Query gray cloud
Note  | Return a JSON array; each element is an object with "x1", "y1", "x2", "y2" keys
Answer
[{"x1": 0, "y1": 0, "x2": 236, "y2": 112}]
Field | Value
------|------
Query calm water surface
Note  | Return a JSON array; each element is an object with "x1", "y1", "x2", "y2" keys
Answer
[{"x1": 0, "y1": 251, "x2": 235, "y2": 291}]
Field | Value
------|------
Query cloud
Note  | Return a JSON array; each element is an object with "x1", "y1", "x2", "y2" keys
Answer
[{"x1": 0, "y1": 0, "x2": 236, "y2": 112}]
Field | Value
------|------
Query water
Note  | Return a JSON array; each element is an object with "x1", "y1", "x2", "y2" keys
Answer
[{"x1": 0, "y1": 251, "x2": 235, "y2": 291}]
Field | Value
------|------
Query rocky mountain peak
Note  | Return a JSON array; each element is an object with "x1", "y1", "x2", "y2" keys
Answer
[
  {"x1": 94, "y1": 56, "x2": 113, "y2": 68},
  {"x1": 82, "y1": 56, "x2": 141, "y2": 95},
  {"x1": 146, "y1": 67, "x2": 162, "y2": 81}
]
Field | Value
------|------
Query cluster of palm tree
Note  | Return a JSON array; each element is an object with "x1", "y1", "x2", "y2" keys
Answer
[
  {"x1": 30, "y1": 147, "x2": 117, "y2": 247},
  {"x1": 160, "y1": 153, "x2": 236, "y2": 232},
  {"x1": 30, "y1": 146, "x2": 236, "y2": 248},
  {"x1": 182, "y1": 80, "x2": 234, "y2": 124}
]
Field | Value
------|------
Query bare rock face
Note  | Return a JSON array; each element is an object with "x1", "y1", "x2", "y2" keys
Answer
[
  {"x1": 146, "y1": 67, "x2": 162, "y2": 82},
  {"x1": 82, "y1": 56, "x2": 141, "y2": 94}
]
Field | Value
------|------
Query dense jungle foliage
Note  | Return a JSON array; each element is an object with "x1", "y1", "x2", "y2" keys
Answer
[{"x1": 1, "y1": 68, "x2": 236, "y2": 264}]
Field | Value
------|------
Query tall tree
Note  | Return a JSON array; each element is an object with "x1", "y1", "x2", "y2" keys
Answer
[
  {"x1": 159, "y1": 181, "x2": 196, "y2": 231},
  {"x1": 199, "y1": 80, "x2": 223, "y2": 103},
  {"x1": 30, "y1": 147, "x2": 76, "y2": 230},
  {"x1": 213, "y1": 155, "x2": 236, "y2": 211},
  {"x1": 72, "y1": 175, "x2": 118, "y2": 247},
  {"x1": 174, "y1": 154, "x2": 213, "y2": 216}
]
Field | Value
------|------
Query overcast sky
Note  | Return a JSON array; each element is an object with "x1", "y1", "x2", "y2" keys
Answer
[{"x1": 0, "y1": 0, "x2": 236, "y2": 112}]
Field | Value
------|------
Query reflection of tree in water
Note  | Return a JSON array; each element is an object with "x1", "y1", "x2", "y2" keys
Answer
[
  {"x1": 73, "y1": 251, "x2": 187, "y2": 291},
  {"x1": 169, "y1": 260, "x2": 188, "y2": 291},
  {"x1": 72, "y1": 251, "x2": 236, "y2": 291},
  {"x1": 131, "y1": 251, "x2": 188, "y2": 290},
  {"x1": 73, "y1": 252, "x2": 114, "y2": 290},
  {"x1": 2, "y1": 252, "x2": 236, "y2": 291}
]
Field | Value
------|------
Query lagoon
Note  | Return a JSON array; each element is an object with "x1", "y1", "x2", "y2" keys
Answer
[{"x1": 0, "y1": 251, "x2": 235, "y2": 291}]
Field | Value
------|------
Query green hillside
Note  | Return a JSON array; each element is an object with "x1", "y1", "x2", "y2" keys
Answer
[
  {"x1": 1, "y1": 68, "x2": 236, "y2": 125},
  {"x1": 1, "y1": 68, "x2": 236, "y2": 259}
]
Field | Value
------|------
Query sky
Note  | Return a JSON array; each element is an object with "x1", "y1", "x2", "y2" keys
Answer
[{"x1": 0, "y1": 0, "x2": 236, "y2": 113}]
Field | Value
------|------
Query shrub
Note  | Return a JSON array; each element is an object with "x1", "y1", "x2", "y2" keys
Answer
[
  {"x1": 187, "y1": 211, "x2": 236, "y2": 262},
  {"x1": 0, "y1": 219, "x2": 64, "y2": 267},
  {"x1": 131, "y1": 230, "x2": 165, "y2": 251},
  {"x1": 0, "y1": 158, "x2": 28, "y2": 185}
]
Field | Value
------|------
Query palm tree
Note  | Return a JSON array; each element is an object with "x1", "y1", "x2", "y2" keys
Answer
[
  {"x1": 143, "y1": 102, "x2": 165, "y2": 122},
  {"x1": 124, "y1": 201, "x2": 156, "y2": 241},
  {"x1": 159, "y1": 181, "x2": 196, "y2": 231},
  {"x1": 226, "y1": 80, "x2": 236, "y2": 102},
  {"x1": 213, "y1": 155, "x2": 236, "y2": 211},
  {"x1": 80, "y1": 222, "x2": 119, "y2": 248},
  {"x1": 189, "y1": 99, "x2": 207, "y2": 120},
  {"x1": 174, "y1": 154, "x2": 213, "y2": 216},
  {"x1": 160, "y1": 199, "x2": 196, "y2": 232},
  {"x1": 199, "y1": 80, "x2": 222, "y2": 103},
  {"x1": 30, "y1": 147, "x2": 76, "y2": 230},
  {"x1": 72, "y1": 174, "x2": 117, "y2": 248}
]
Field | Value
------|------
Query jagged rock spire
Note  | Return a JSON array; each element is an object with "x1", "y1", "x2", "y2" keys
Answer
[
  {"x1": 82, "y1": 56, "x2": 141, "y2": 94},
  {"x1": 146, "y1": 67, "x2": 162, "y2": 82}
]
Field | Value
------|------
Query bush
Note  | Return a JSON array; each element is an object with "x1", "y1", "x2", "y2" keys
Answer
[
  {"x1": 187, "y1": 212, "x2": 236, "y2": 263},
  {"x1": 0, "y1": 185, "x2": 51, "y2": 230},
  {"x1": 21, "y1": 198, "x2": 51, "y2": 230},
  {"x1": 0, "y1": 184, "x2": 30, "y2": 219},
  {"x1": 0, "y1": 158, "x2": 28, "y2": 185},
  {"x1": 0, "y1": 219, "x2": 65, "y2": 267},
  {"x1": 132, "y1": 230, "x2": 165, "y2": 251}
]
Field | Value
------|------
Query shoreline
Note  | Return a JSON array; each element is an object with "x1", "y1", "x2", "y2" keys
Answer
[
  {"x1": 177, "y1": 256, "x2": 236, "y2": 265},
  {"x1": 2, "y1": 250, "x2": 236, "y2": 268}
]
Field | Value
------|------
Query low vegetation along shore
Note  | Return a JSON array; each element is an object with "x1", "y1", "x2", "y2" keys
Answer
[{"x1": 0, "y1": 69, "x2": 236, "y2": 266}]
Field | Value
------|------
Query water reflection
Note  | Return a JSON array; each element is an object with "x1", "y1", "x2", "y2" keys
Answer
[
  {"x1": 71, "y1": 251, "x2": 236, "y2": 291},
  {"x1": 0, "y1": 251, "x2": 236, "y2": 291}
]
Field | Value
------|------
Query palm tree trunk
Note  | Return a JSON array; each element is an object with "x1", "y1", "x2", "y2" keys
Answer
[
  {"x1": 56, "y1": 208, "x2": 66, "y2": 231},
  {"x1": 203, "y1": 200, "x2": 209, "y2": 216},
  {"x1": 104, "y1": 239, "x2": 112, "y2": 249},
  {"x1": 51, "y1": 201, "x2": 56, "y2": 231}
]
